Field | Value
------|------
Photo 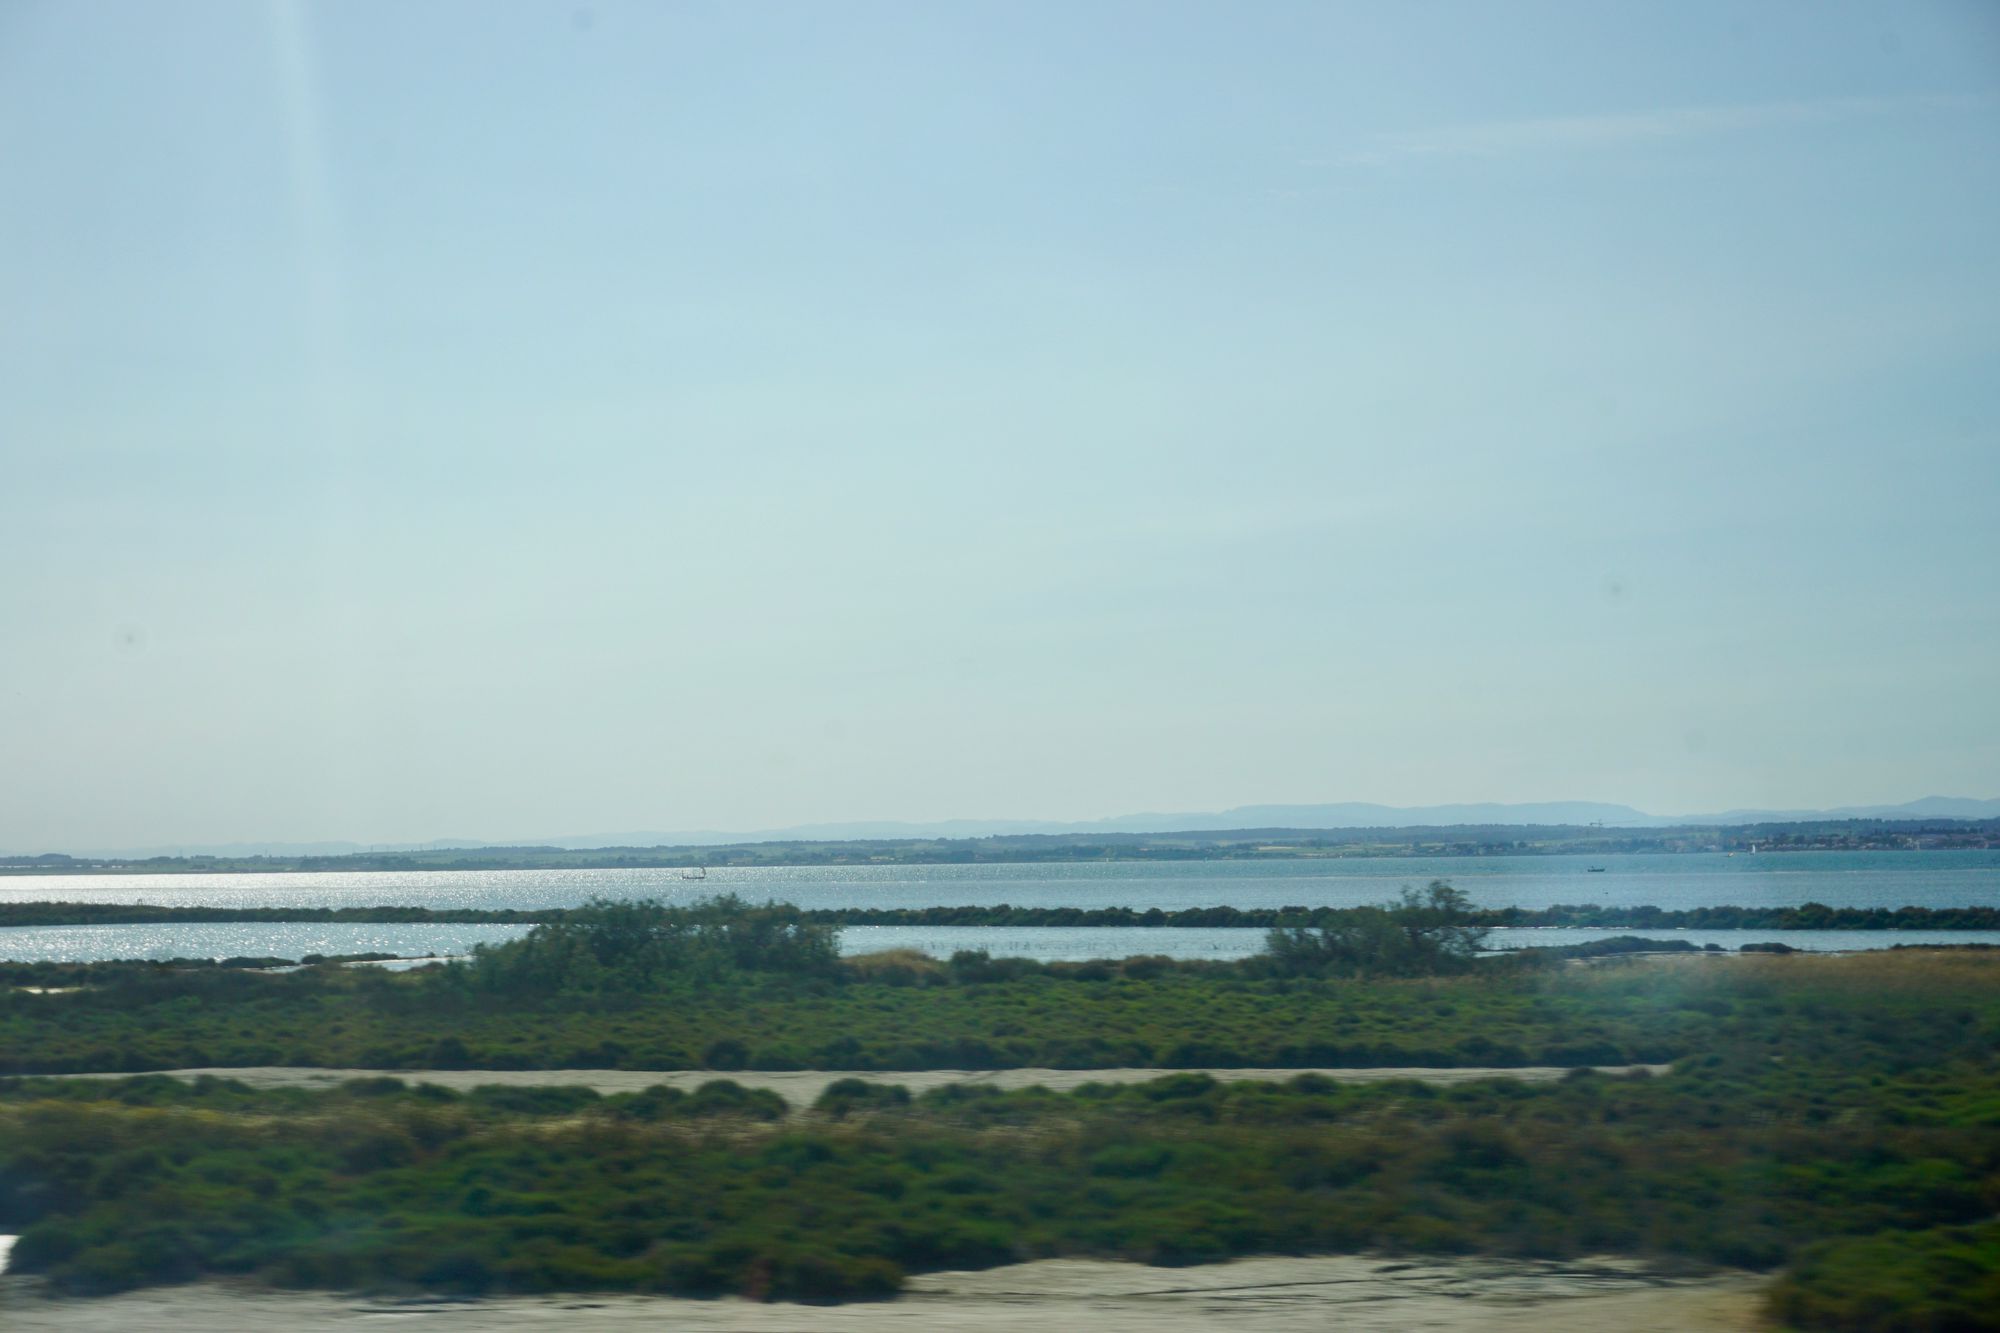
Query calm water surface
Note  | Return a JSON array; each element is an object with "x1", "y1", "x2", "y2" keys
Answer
[
  {"x1": 4, "y1": 850, "x2": 1996, "y2": 912},
  {"x1": 2, "y1": 921, "x2": 1994, "y2": 964},
  {"x1": 1, "y1": 851, "x2": 1993, "y2": 963}
]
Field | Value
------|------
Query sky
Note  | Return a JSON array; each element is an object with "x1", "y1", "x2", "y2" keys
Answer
[{"x1": 3, "y1": 1, "x2": 1998, "y2": 851}]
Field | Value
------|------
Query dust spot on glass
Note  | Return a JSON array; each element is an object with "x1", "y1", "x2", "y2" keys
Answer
[
  {"x1": 571, "y1": 6, "x2": 595, "y2": 33},
  {"x1": 1602, "y1": 577, "x2": 1627, "y2": 601},
  {"x1": 114, "y1": 625, "x2": 146, "y2": 654}
]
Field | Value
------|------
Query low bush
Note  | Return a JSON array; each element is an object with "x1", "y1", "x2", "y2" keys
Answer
[
  {"x1": 1766, "y1": 1221, "x2": 2000, "y2": 1332},
  {"x1": 1263, "y1": 882, "x2": 1486, "y2": 977}
]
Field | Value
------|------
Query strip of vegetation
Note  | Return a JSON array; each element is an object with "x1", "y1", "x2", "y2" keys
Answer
[
  {"x1": 0, "y1": 893, "x2": 1966, "y2": 1078},
  {"x1": 1, "y1": 955, "x2": 1995, "y2": 1333},
  {"x1": 6, "y1": 899, "x2": 1997, "y2": 929}
]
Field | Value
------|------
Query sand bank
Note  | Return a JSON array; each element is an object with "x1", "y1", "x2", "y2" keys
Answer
[
  {"x1": 0, "y1": 1255, "x2": 1763, "y2": 1330},
  {"x1": 64, "y1": 1063, "x2": 1670, "y2": 1101}
]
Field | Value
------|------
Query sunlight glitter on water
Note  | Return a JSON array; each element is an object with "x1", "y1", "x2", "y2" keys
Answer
[
  {"x1": 1, "y1": 851, "x2": 1997, "y2": 914},
  {"x1": 1, "y1": 921, "x2": 1995, "y2": 965}
]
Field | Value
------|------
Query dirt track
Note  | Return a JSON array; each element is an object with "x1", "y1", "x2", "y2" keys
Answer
[
  {"x1": 0, "y1": 1255, "x2": 1763, "y2": 1330},
  {"x1": 68, "y1": 1062, "x2": 1671, "y2": 1102}
]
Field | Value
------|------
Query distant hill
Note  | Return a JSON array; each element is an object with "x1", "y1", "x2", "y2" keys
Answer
[
  {"x1": 23, "y1": 796, "x2": 1996, "y2": 860},
  {"x1": 537, "y1": 796, "x2": 2000, "y2": 848},
  {"x1": 1677, "y1": 796, "x2": 2000, "y2": 824}
]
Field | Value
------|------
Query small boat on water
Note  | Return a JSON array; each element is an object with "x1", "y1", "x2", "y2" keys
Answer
[
  {"x1": 1586, "y1": 866, "x2": 1607, "y2": 873},
  {"x1": 682, "y1": 865, "x2": 707, "y2": 881}
]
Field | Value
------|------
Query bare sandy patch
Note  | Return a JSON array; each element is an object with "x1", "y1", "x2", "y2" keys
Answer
[
  {"x1": 0, "y1": 1255, "x2": 1764, "y2": 1330},
  {"x1": 60, "y1": 1063, "x2": 1669, "y2": 1102}
]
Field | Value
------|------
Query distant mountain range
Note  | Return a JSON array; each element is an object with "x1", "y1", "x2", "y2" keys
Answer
[{"x1": 31, "y1": 796, "x2": 1999, "y2": 860}]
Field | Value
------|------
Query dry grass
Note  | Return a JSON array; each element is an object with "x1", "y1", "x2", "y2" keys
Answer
[{"x1": 842, "y1": 949, "x2": 949, "y2": 980}]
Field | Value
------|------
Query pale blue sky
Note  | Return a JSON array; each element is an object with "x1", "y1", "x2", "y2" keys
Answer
[{"x1": 3, "y1": 1, "x2": 1997, "y2": 849}]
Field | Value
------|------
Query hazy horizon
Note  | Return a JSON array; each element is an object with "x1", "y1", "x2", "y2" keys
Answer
[
  {"x1": 5, "y1": 2, "x2": 1997, "y2": 851},
  {"x1": 11, "y1": 793, "x2": 2000, "y2": 861}
]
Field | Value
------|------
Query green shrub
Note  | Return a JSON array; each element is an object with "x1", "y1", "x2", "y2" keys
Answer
[
  {"x1": 815, "y1": 1078, "x2": 912, "y2": 1119},
  {"x1": 1766, "y1": 1221, "x2": 2000, "y2": 1332},
  {"x1": 686, "y1": 1080, "x2": 788, "y2": 1120},
  {"x1": 1264, "y1": 882, "x2": 1487, "y2": 977},
  {"x1": 467, "y1": 895, "x2": 840, "y2": 993}
]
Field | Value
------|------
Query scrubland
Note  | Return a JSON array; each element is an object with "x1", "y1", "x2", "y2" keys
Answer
[{"x1": 1, "y1": 902, "x2": 1994, "y2": 1329}]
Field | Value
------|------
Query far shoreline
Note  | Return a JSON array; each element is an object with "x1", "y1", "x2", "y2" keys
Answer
[{"x1": 4, "y1": 819, "x2": 1995, "y2": 876}]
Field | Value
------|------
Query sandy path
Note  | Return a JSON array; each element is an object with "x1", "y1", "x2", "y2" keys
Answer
[
  {"x1": 0, "y1": 1256, "x2": 1763, "y2": 1330},
  {"x1": 63, "y1": 1063, "x2": 1670, "y2": 1102}
]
